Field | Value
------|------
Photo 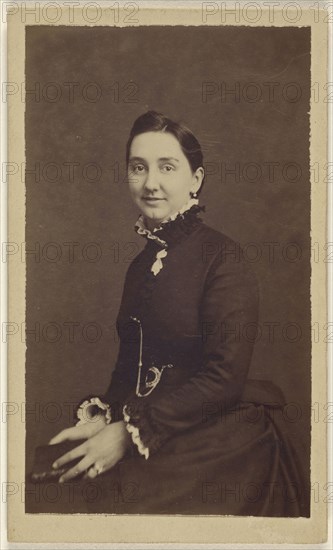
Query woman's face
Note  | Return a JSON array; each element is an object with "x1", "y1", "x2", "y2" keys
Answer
[{"x1": 127, "y1": 131, "x2": 204, "y2": 228}]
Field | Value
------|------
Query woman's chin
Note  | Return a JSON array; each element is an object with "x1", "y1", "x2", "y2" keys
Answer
[{"x1": 139, "y1": 204, "x2": 169, "y2": 221}]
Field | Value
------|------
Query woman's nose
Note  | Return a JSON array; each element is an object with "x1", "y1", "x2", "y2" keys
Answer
[{"x1": 143, "y1": 169, "x2": 159, "y2": 192}]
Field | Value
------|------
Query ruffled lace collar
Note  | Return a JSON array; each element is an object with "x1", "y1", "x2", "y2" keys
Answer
[{"x1": 134, "y1": 198, "x2": 204, "y2": 249}]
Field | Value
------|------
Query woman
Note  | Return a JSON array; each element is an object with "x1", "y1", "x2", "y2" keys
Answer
[{"x1": 45, "y1": 111, "x2": 307, "y2": 516}]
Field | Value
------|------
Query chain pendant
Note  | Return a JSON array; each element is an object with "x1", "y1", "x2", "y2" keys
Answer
[{"x1": 130, "y1": 316, "x2": 173, "y2": 398}]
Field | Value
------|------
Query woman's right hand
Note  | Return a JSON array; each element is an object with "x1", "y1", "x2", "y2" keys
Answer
[{"x1": 48, "y1": 414, "x2": 107, "y2": 445}]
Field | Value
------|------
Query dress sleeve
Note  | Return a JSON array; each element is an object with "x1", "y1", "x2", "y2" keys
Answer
[
  {"x1": 101, "y1": 340, "x2": 135, "y2": 423},
  {"x1": 74, "y1": 325, "x2": 135, "y2": 426},
  {"x1": 122, "y1": 253, "x2": 259, "y2": 459}
]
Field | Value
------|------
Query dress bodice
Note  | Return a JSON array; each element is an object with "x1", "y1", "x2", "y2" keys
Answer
[{"x1": 106, "y1": 202, "x2": 259, "y2": 407}]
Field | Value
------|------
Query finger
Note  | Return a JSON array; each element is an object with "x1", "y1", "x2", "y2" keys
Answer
[
  {"x1": 58, "y1": 456, "x2": 92, "y2": 484},
  {"x1": 52, "y1": 442, "x2": 87, "y2": 469},
  {"x1": 48, "y1": 430, "x2": 69, "y2": 445},
  {"x1": 49, "y1": 425, "x2": 88, "y2": 446},
  {"x1": 83, "y1": 457, "x2": 116, "y2": 480},
  {"x1": 84, "y1": 466, "x2": 98, "y2": 480}
]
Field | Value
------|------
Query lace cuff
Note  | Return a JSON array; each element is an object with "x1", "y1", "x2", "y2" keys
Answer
[
  {"x1": 123, "y1": 405, "x2": 149, "y2": 459},
  {"x1": 122, "y1": 400, "x2": 169, "y2": 458},
  {"x1": 75, "y1": 396, "x2": 112, "y2": 426}
]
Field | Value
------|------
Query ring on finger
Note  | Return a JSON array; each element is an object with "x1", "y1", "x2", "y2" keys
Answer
[{"x1": 91, "y1": 462, "x2": 104, "y2": 476}]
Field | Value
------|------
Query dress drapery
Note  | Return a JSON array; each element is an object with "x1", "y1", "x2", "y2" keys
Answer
[{"x1": 27, "y1": 201, "x2": 309, "y2": 516}]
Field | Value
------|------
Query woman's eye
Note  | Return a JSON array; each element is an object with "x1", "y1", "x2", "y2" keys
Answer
[
  {"x1": 161, "y1": 165, "x2": 174, "y2": 173},
  {"x1": 131, "y1": 164, "x2": 146, "y2": 174}
]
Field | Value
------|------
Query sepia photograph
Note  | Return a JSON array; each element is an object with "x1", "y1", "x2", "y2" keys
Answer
[
  {"x1": 24, "y1": 22, "x2": 311, "y2": 517},
  {"x1": 5, "y1": 2, "x2": 329, "y2": 545}
]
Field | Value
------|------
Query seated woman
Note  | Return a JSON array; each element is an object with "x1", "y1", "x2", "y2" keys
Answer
[{"x1": 43, "y1": 110, "x2": 307, "y2": 516}]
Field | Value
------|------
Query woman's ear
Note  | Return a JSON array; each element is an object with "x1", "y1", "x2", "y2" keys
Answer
[{"x1": 191, "y1": 167, "x2": 205, "y2": 195}]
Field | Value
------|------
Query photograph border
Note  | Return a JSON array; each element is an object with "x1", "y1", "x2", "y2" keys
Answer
[{"x1": 6, "y1": 3, "x2": 329, "y2": 544}]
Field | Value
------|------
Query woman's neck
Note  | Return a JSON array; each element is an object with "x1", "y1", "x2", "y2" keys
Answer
[
  {"x1": 144, "y1": 217, "x2": 164, "y2": 232},
  {"x1": 142, "y1": 197, "x2": 199, "y2": 233}
]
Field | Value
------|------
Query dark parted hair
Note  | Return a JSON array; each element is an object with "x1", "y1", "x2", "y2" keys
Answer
[{"x1": 126, "y1": 110, "x2": 205, "y2": 195}]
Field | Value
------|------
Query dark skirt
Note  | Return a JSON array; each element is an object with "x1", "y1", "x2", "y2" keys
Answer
[{"x1": 26, "y1": 381, "x2": 309, "y2": 517}]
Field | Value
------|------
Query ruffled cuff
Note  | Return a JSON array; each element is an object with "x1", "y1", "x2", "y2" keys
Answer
[
  {"x1": 75, "y1": 396, "x2": 112, "y2": 426},
  {"x1": 122, "y1": 400, "x2": 169, "y2": 458},
  {"x1": 123, "y1": 405, "x2": 149, "y2": 459}
]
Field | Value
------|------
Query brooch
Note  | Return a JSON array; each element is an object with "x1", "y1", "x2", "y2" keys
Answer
[{"x1": 151, "y1": 249, "x2": 168, "y2": 276}]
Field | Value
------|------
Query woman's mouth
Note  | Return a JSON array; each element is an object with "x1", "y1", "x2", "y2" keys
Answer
[{"x1": 142, "y1": 197, "x2": 166, "y2": 203}]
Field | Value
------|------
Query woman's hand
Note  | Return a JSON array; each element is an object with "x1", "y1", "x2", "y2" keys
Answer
[
  {"x1": 48, "y1": 414, "x2": 107, "y2": 445},
  {"x1": 50, "y1": 421, "x2": 132, "y2": 483}
]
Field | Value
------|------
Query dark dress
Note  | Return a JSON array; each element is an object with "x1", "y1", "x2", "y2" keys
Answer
[{"x1": 27, "y1": 204, "x2": 309, "y2": 516}]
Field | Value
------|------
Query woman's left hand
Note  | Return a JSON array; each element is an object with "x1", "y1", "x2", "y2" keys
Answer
[{"x1": 52, "y1": 420, "x2": 132, "y2": 483}]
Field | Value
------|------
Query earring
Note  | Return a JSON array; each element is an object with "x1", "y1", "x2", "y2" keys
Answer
[{"x1": 190, "y1": 191, "x2": 198, "y2": 198}]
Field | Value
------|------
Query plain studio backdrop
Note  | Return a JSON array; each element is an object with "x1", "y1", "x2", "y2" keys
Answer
[{"x1": 25, "y1": 26, "x2": 311, "y2": 496}]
